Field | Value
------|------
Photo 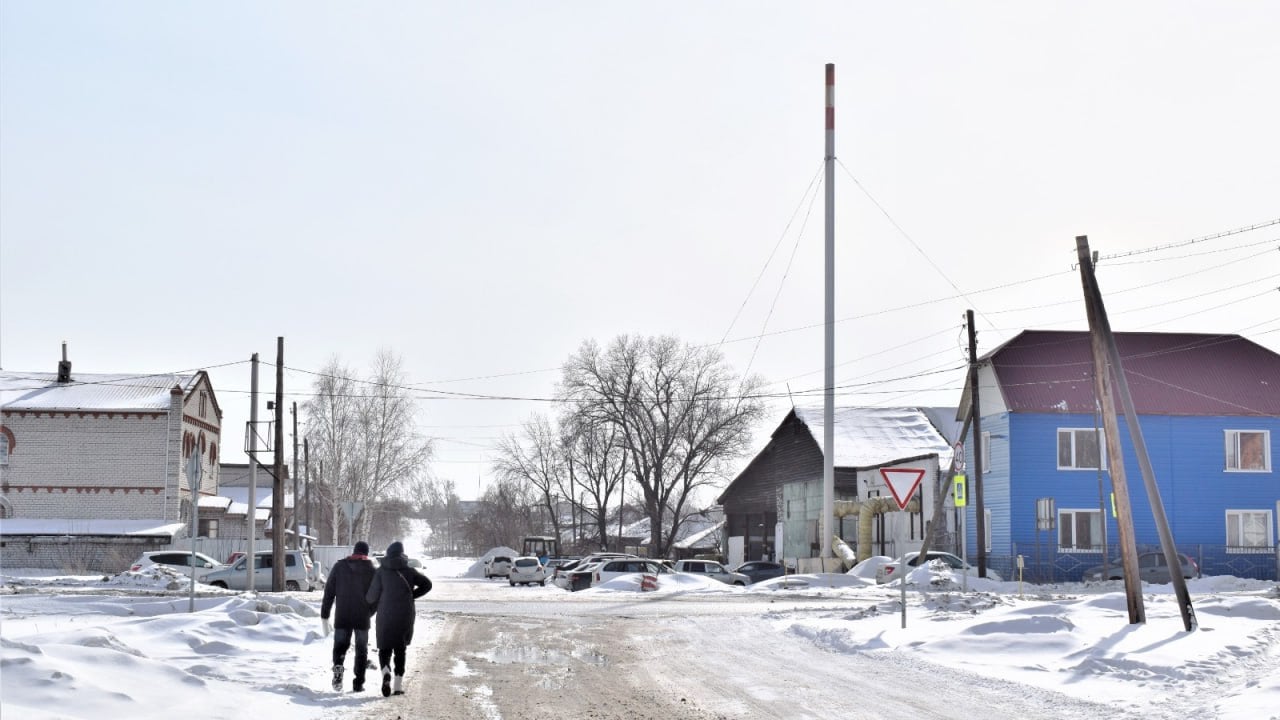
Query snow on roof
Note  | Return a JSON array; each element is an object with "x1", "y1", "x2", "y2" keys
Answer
[
  {"x1": 627, "y1": 510, "x2": 724, "y2": 548},
  {"x1": 673, "y1": 520, "x2": 724, "y2": 550},
  {"x1": 198, "y1": 496, "x2": 232, "y2": 511},
  {"x1": 0, "y1": 519, "x2": 184, "y2": 537},
  {"x1": 222, "y1": 501, "x2": 271, "y2": 520},
  {"x1": 219, "y1": 487, "x2": 292, "y2": 510},
  {"x1": 791, "y1": 406, "x2": 954, "y2": 469},
  {"x1": 0, "y1": 371, "x2": 196, "y2": 412}
]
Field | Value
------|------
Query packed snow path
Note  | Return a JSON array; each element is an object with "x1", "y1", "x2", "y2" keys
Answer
[{"x1": 352, "y1": 575, "x2": 1139, "y2": 720}]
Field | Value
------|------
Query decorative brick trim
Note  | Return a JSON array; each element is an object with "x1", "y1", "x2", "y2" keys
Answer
[
  {"x1": 1, "y1": 410, "x2": 164, "y2": 420},
  {"x1": 5, "y1": 485, "x2": 164, "y2": 494},
  {"x1": 183, "y1": 415, "x2": 220, "y2": 434}
]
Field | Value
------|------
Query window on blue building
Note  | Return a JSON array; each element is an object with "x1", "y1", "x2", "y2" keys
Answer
[
  {"x1": 1058, "y1": 508, "x2": 1101, "y2": 551},
  {"x1": 1226, "y1": 510, "x2": 1272, "y2": 551},
  {"x1": 1057, "y1": 429, "x2": 1104, "y2": 470},
  {"x1": 1225, "y1": 430, "x2": 1269, "y2": 472}
]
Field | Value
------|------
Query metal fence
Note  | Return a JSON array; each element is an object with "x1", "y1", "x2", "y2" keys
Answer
[{"x1": 1001, "y1": 543, "x2": 1280, "y2": 584}]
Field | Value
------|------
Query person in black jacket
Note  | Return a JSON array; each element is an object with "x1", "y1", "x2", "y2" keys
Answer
[
  {"x1": 366, "y1": 540, "x2": 432, "y2": 697},
  {"x1": 320, "y1": 540, "x2": 377, "y2": 692}
]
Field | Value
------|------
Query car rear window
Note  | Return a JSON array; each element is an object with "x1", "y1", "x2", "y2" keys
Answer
[{"x1": 515, "y1": 558, "x2": 538, "y2": 567}]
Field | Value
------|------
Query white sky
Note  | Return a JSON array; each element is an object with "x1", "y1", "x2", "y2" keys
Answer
[
  {"x1": 2, "y1": 557, "x2": 1278, "y2": 718},
  {"x1": 2, "y1": 3, "x2": 1277, "y2": 499}
]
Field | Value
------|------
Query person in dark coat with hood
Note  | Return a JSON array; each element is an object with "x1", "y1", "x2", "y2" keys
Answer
[
  {"x1": 320, "y1": 540, "x2": 377, "y2": 692},
  {"x1": 366, "y1": 540, "x2": 431, "y2": 697}
]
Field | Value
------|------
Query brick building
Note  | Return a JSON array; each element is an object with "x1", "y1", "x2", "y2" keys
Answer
[{"x1": 0, "y1": 349, "x2": 222, "y2": 571}]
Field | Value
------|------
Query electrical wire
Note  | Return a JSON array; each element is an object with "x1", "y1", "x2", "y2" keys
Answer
[{"x1": 1094, "y1": 218, "x2": 1280, "y2": 262}]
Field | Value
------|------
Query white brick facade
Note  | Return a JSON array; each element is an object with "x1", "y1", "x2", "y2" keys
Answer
[{"x1": 0, "y1": 367, "x2": 223, "y2": 570}]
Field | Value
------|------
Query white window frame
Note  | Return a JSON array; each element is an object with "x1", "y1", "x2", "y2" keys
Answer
[
  {"x1": 1057, "y1": 508, "x2": 1103, "y2": 552},
  {"x1": 1225, "y1": 509, "x2": 1273, "y2": 553},
  {"x1": 983, "y1": 508, "x2": 992, "y2": 553},
  {"x1": 1224, "y1": 430, "x2": 1270, "y2": 472},
  {"x1": 1057, "y1": 428, "x2": 1106, "y2": 470},
  {"x1": 981, "y1": 431, "x2": 991, "y2": 473}
]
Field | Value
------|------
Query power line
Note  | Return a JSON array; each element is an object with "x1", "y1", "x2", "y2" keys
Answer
[
  {"x1": 718, "y1": 161, "x2": 825, "y2": 347},
  {"x1": 836, "y1": 158, "x2": 994, "y2": 328},
  {"x1": 1095, "y1": 218, "x2": 1280, "y2": 262}
]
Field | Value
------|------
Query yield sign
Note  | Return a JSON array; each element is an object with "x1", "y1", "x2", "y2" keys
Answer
[{"x1": 880, "y1": 467, "x2": 926, "y2": 510}]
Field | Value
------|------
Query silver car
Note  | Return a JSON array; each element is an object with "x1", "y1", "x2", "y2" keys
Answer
[
  {"x1": 1084, "y1": 552, "x2": 1201, "y2": 583},
  {"x1": 203, "y1": 550, "x2": 316, "y2": 591},
  {"x1": 673, "y1": 559, "x2": 748, "y2": 586},
  {"x1": 129, "y1": 550, "x2": 227, "y2": 582}
]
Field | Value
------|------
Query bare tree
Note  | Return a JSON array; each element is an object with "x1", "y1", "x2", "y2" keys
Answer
[
  {"x1": 350, "y1": 349, "x2": 433, "y2": 538},
  {"x1": 560, "y1": 411, "x2": 627, "y2": 551},
  {"x1": 302, "y1": 357, "x2": 360, "y2": 544},
  {"x1": 303, "y1": 350, "x2": 432, "y2": 544},
  {"x1": 493, "y1": 414, "x2": 567, "y2": 542},
  {"x1": 560, "y1": 335, "x2": 764, "y2": 557},
  {"x1": 464, "y1": 474, "x2": 539, "y2": 552}
]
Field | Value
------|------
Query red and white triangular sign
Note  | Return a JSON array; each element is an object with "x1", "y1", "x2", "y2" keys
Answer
[{"x1": 880, "y1": 467, "x2": 925, "y2": 510}]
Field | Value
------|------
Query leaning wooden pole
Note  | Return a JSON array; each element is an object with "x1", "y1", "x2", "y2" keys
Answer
[
  {"x1": 1076, "y1": 241, "x2": 1144, "y2": 623},
  {"x1": 1076, "y1": 236, "x2": 1196, "y2": 631}
]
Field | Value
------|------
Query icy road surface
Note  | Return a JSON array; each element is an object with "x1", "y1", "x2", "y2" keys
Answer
[{"x1": 351, "y1": 573, "x2": 1131, "y2": 720}]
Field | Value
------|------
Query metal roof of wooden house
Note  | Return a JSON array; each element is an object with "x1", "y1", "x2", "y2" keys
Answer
[{"x1": 980, "y1": 330, "x2": 1280, "y2": 416}]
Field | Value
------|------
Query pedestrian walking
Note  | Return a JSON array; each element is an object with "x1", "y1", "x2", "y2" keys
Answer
[
  {"x1": 366, "y1": 540, "x2": 432, "y2": 697},
  {"x1": 320, "y1": 540, "x2": 377, "y2": 692}
]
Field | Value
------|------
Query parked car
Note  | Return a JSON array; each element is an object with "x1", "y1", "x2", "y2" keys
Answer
[
  {"x1": 371, "y1": 552, "x2": 423, "y2": 569},
  {"x1": 548, "y1": 553, "x2": 637, "y2": 589},
  {"x1": 876, "y1": 551, "x2": 1001, "y2": 584},
  {"x1": 203, "y1": 550, "x2": 316, "y2": 591},
  {"x1": 673, "y1": 559, "x2": 748, "y2": 586},
  {"x1": 582, "y1": 558, "x2": 671, "y2": 590},
  {"x1": 733, "y1": 561, "x2": 788, "y2": 584},
  {"x1": 508, "y1": 556, "x2": 547, "y2": 586},
  {"x1": 129, "y1": 551, "x2": 227, "y2": 582},
  {"x1": 1084, "y1": 552, "x2": 1201, "y2": 583},
  {"x1": 543, "y1": 557, "x2": 576, "y2": 576},
  {"x1": 484, "y1": 555, "x2": 513, "y2": 579},
  {"x1": 551, "y1": 559, "x2": 590, "y2": 589}
]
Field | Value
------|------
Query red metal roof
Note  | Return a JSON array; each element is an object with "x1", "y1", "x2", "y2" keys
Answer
[{"x1": 984, "y1": 331, "x2": 1280, "y2": 416}]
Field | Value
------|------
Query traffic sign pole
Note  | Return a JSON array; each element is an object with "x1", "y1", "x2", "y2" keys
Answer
[{"x1": 186, "y1": 450, "x2": 203, "y2": 613}]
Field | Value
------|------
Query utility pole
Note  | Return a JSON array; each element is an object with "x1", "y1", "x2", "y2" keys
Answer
[
  {"x1": 272, "y1": 336, "x2": 285, "y2": 591},
  {"x1": 303, "y1": 437, "x2": 311, "y2": 548},
  {"x1": 1079, "y1": 252, "x2": 1144, "y2": 623},
  {"x1": 1077, "y1": 236, "x2": 1195, "y2": 631},
  {"x1": 291, "y1": 401, "x2": 299, "y2": 550},
  {"x1": 247, "y1": 353, "x2": 259, "y2": 592},
  {"x1": 820, "y1": 62, "x2": 836, "y2": 563},
  {"x1": 966, "y1": 310, "x2": 988, "y2": 577}
]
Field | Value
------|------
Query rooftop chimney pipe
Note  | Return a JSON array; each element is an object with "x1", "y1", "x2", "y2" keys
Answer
[{"x1": 57, "y1": 342, "x2": 72, "y2": 383}]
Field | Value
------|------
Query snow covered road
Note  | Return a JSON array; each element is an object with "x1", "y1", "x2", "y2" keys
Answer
[{"x1": 351, "y1": 573, "x2": 1138, "y2": 720}]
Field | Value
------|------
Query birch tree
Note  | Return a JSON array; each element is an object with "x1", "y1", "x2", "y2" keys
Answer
[
  {"x1": 303, "y1": 350, "x2": 432, "y2": 544},
  {"x1": 302, "y1": 358, "x2": 361, "y2": 544}
]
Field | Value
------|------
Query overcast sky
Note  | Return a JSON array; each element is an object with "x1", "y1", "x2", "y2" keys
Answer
[{"x1": 2, "y1": 3, "x2": 1277, "y2": 500}]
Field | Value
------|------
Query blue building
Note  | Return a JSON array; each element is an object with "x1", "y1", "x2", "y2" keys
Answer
[{"x1": 959, "y1": 330, "x2": 1280, "y2": 581}]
